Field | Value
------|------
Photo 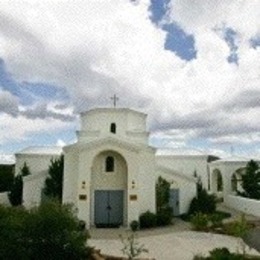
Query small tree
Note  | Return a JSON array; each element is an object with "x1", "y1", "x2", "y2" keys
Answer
[
  {"x1": 189, "y1": 188, "x2": 216, "y2": 215},
  {"x1": 156, "y1": 176, "x2": 172, "y2": 226},
  {"x1": 120, "y1": 232, "x2": 148, "y2": 260},
  {"x1": 156, "y1": 176, "x2": 170, "y2": 212},
  {"x1": 241, "y1": 160, "x2": 260, "y2": 200},
  {"x1": 43, "y1": 155, "x2": 64, "y2": 202},
  {"x1": 0, "y1": 165, "x2": 14, "y2": 192},
  {"x1": 8, "y1": 162, "x2": 30, "y2": 206}
]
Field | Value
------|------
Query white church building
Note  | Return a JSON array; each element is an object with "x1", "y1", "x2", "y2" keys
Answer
[{"x1": 14, "y1": 107, "x2": 260, "y2": 226}]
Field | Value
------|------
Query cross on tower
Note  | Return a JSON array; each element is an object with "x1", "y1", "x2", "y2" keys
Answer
[{"x1": 110, "y1": 94, "x2": 119, "y2": 108}]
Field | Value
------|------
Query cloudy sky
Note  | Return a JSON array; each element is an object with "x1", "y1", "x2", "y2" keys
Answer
[{"x1": 0, "y1": 0, "x2": 259, "y2": 161}]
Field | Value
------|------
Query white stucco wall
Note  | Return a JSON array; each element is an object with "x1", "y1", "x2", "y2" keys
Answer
[
  {"x1": 156, "y1": 167, "x2": 197, "y2": 214},
  {"x1": 62, "y1": 151, "x2": 79, "y2": 204},
  {"x1": 225, "y1": 195, "x2": 260, "y2": 217},
  {"x1": 78, "y1": 108, "x2": 149, "y2": 144},
  {"x1": 23, "y1": 171, "x2": 48, "y2": 208},
  {"x1": 209, "y1": 160, "x2": 250, "y2": 196},
  {"x1": 136, "y1": 151, "x2": 157, "y2": 215},
  {"x1": 156, "y1": 156, "x2": 209, "y2": 190},
  {"x1": 16, "y1": 149, "x2": 62, "y2": 208},
  {"x1": 15, "y1": 154, "x2": 60, "y2": 176},
  {"x1": 63, "y1": 138, "x2": 157, "y2": 227},
  {"x1": 0, "y1": 192, "x2": 10, "y2": 206}
]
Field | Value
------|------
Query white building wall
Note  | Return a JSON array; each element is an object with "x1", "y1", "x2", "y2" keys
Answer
[
  {"x1": 15, "y1": 154, "x2": 60, "y2": 176},
  {"x1": 23, "y1": 172, "x2": 47, "y2": 208},
  {"x1": 135, "y1": 151, "x2": 157, "y2": 215},
  {"x1": 79, "y1": 109, "x2": 148, "y2": 144},
  {"x1": 63, "y1": 140, "x2": 157, "y2": 227},
  {"x1": 62, "y1": 152, "x2": 79, "y2": 204},
  {"x1": 156, "y1": 169, "x2": 196, "y2": 214},
  {"x1": 209, "y1": 161, "x2": 249, "y2": 196},
  {"x1": 156, "y1": 156, "x2": 209, "y2": 190},
  {"x1": 16, "y1": 153, "x2": 61, "y2": 208},
  {"x1": 225, "y1": 195, "x2": 260, "y2": 217}
]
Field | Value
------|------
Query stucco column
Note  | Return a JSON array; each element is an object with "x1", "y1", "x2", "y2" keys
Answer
[
  {"x1": 77, "y1": 152, "x2": 91, "y2": 228},
  {"x1": 127, "y1": 163, "x2": 139, "y2": 226}
]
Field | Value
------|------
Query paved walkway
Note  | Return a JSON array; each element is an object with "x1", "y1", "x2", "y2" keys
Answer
[
  {"x1": 88, "y1": 205, "x2": 260, "y2": 259},
  {"x1": 88, "y1": 218, "x2": 259, "y2": 259},
  {"x1": 217, "y1": 203, "x2": 260, "y2": 223},
  {"x1": 89, "y1": 230, "x2": 259, "y2": 260},
  {"x1": 217, "y1": 203, "x2": 260, "y2": 252},
  {"x1": 89, "y1": 218, "x2": 191, "y2": 239}
]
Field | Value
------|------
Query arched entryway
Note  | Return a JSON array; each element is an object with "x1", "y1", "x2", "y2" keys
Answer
[
  {"x1": 90, "y1": 150, "x2": 128, "y2": 227},
  {"x1": 212, "y1": 169, "x2": 223, "y2": 196},
  {"x1": 231, "y1": 167, "x2": 245, "y2": 194}
]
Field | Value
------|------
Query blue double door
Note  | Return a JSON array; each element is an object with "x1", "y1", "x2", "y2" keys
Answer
[{"x1": 94, "y1": 190, "x2": 124, "y2": 228}]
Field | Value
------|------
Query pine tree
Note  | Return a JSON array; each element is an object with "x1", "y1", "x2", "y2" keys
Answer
[
  {"x1": 8, "y1": 162, "x2": 31, "y2": 206},
  {"x1": 43, "y1": 155, "x2": 64, "y2": 202},
  {"x1": 241, "y1": 160, "x2": 260, "y2": 200}
]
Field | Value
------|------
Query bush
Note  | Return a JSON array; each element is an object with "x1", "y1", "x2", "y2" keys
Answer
[
  {"x1": 0, "y1": 165, "x2": 14, "y2": 192},
  {"x1": 44, "y1": 155, "x2": 64, "y2": 202},
  {"x1": 194, "y1": 247, "x2": 246, "y2": 259},
  {"x1": 156, "y1": 176, "x2": 170, "y2": 212},
  {"x1": 189, "y1": 189, "x2": 216, "y2": 215},
  {"x1": 191, "y1": 212, "x2": 209, "y2": 231},
  {"x1": 156, "y1": 206, "x2": 173, "y2": 226},
  {"x1": 0, "y1": 205, "x2": 29, "y2": 259},
  {"x1": 8, "y1": 163, "x2": 31, "y2": 206},
  {"x1": 130, "y1": 220, "x2": 139, "y2": 232},
  {"x1": 209, "y1": 213, "x2": 223, "y2": 228},
  {"x1": 139, "y1": 211, "x2": 157, "y2": 229},
  {"x1": 0, "y1": 201, "x2": 90, "y2": 260},
  {"x1": 224, "y1": 214, "x2": 249, "y2": 238}
]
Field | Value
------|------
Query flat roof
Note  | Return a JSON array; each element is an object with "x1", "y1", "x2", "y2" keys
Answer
[
  {"x1": 211, "y1": 156, "x2": 260, "y2": 163},
  {"x1": 16, "y1": 146, "x2": 63, "y2": 155},
  {"x1": 156, "y1": 148, "x2": 209, "y2": 157}
]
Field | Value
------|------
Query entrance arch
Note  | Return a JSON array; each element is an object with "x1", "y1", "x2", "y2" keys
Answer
[
  {"x1": 90, "y1": 150, "x2": 128, "y2": 227},
  {"x1": 231, "y1": 167, "x2": 245, "y2": 193}
]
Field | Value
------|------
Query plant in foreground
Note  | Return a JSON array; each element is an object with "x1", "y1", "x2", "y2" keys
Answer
[
  {"x1": 119, "y1": 232, "x2": 148, "y2": 260},
  {"x1": 191, "y1": 212, "x2": 209, "y2": 231}
]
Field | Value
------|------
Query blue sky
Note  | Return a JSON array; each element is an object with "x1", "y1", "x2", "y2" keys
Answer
[{"x1": 0, "y1": 0, "x2": 259, "y2": 161}]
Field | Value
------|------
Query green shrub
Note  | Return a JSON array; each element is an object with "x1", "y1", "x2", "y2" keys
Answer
[
  {"x1": 194, "y1": 247, "x2": 259, "y2": 259},
  {"x1": 8, "y1": 163, "x2": 31, "y2": 206},
  {"x1": 189, "y1": 189, "x2": 216, "y2": 215},
  {"x1": 191, "y1": 212, "x2": 209, "y2": 231},
  {"x1": 139, "y1": 211, "x2": 157, "y2": 229},
  {"x1": 224, "y1": 214, "x2": 249, "y2": 238},
  {"x1": 130, "y1": 220, "x2": 139, "y2": 232},
  {"x1": 0, "y1": 165, "x2": 14, "y2": 192},
  {"x1": 0, "y1": 205, "x2": 29, "y2": 259},
  {"x1": 156, "y1": 206, "x2": 173, "y2": 226},
  {"x1": 156, "y1": 176, "x2": 170, "y2": 212},
  {"x1": 0, "y1": 201, "x2": 90, "y2": 260},
  {"x1": 209, "y1": 213, "x2": 223, "y2": 228}
]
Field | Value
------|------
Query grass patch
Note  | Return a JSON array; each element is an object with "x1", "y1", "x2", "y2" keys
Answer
[{"x1": 179, "y1": 210, "x2": 231, "y2": 223}]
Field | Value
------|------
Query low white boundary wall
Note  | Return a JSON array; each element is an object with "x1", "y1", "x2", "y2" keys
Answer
[
  {"x1": 0, "y1": 192, "x2": 10, "y2": 206},
  {"x1": 225, "y1": 195, "x2": 260, "y2": 217}
]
